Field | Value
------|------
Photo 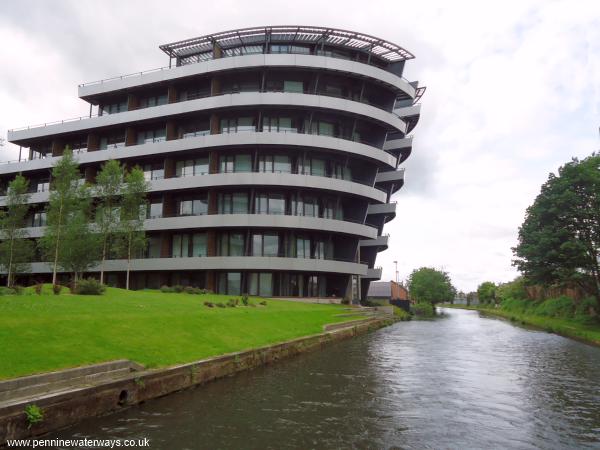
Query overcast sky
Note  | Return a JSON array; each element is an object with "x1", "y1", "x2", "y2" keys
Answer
[{"x1": 0, "y1": 0, "x2": 598, "y2": 292}]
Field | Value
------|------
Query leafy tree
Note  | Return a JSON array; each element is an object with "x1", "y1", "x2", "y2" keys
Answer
[
  {"x1": 57, "y1": 208, "x2": 101, "y2": 285},
  {"x1": 0, "y1": 174, "x2": 34, "y2": 286},
  {"x1": 408, "y1": 267, "x2": 456, "y2": 307},
  {"x1": 513, "y1": 154, "x2": 600, "y2": 308},
  {"x1": 40, "y1": 148, "x2": 91, "y2": 285},
  {"x1": 466, "y1": 291, "x2": 477, "y2": 307},
  {"x1": 116, "y1": 167, "x2": 148, "y2": 290},
  {"x1": 477, "y1": 281, "x2": 496, "y2": 305},
  {"x1": 95, "y1": 160, "x2": 124, "y2": 285}
]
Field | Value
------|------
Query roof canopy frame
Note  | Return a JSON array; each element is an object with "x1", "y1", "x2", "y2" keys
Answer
[{"x1": 159, "y1": 25, "x2": 415, "y2": 63}]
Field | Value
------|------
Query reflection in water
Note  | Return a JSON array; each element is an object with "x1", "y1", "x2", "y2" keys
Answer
[{"x1": 47, "y1": 308, "x2": 600, "y2": 449}]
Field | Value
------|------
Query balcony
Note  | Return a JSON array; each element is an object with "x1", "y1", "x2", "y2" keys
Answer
[
  {"x1": 359, "y1": 234, "x2": 389, "y2": 250},
  {"x1": 362, "y1": 267, "x2": 383, "y2": 280}
]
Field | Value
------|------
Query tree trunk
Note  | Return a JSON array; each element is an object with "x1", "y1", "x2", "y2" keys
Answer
[
  {"x1": 100, "y1": 237, "x2": 107, "y2": 285},
  {"x1": 6, "y1": 229, "x2": 14, "y2": 288},
  {"x1": 52, "y1": 200, "x2": 64, "y2": 286},
  {"x1": 126, "y1": 233, "x2": 132, "y2": 290}
]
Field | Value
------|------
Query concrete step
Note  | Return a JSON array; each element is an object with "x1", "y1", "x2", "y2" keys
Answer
[{"x1": 0, "y1": 360, "x2": 143, "y2": 408}]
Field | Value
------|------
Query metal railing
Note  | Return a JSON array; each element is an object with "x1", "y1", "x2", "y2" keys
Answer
[
  {"x1": 9, "y1": 86, "x2": 403, "y2": 134},
  {"x1": 78, "y1": 51, "x2": 412, "y2": 88}
]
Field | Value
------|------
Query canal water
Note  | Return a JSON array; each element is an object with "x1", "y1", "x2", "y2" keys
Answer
[{"x1": 48, "y1": 308, "x2": 600, "y2": 449}]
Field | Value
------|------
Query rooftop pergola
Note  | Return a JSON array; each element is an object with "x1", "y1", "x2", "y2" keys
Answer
[{"x1": 159, "y1": 26, "x2": 415, "y2": 62}]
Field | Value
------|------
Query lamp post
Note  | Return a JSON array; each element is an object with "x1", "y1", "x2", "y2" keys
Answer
[{"x1": 393, "y1": 260, "x2": 398, "y2": 284}]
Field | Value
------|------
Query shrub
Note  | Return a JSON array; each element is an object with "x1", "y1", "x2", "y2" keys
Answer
[
  {"x1": 74, "y1": 278, "x2": 106, "y2": 295},
  {"x1": 172, "y1": 285, "x2": 184, "y2": 293},
  {"x1": 341, "y1": 298, "x2": 350, "y2": 305},
  {"x1": 499, "y1": 297, "x2": 532, "y2": 314},
  {"x1": 199, "y1": 288, "x2": 213, "y2": 294},
  {"x1": 259, "y1": 300, "x2": 267, "y2": 306},
  {"x1": 215, "y1": 302, "x2": 226, "y2": 308},
  {"x1": 12, "y1": 285, "x2": 24, "y2": 295},
  {"x1": 393, "y1": 306, "x2": 411, "y2": 321},
  {"x1": 575, "y1": 297, "x2": 598, "y2": 320},
  {"x1": 496, "y1": 277, "x2": 528, "y2": 303},
  {"x1": 0, "y1": 287, "x2": 14, "y2": 296},
  {"x1": 241, "y1": 293, "x2": 249, "y2": 306},
  {"x1": 184, "y1": 286, "x2": 201, "y2": 294},
  {"x1": 24, "y1": 404, "x2": 44, "y2": 428},
  {"x1": 203, "y1": 301, "x2": 214, "y2": 308},
  {"x1": 160, "y1": 285, "x2": 175, "y2": 293},
  {"x1": 52, "y1": 284, "x2": 63, "y2": 295},
  {"x1": 227, "y1": 298, "x2": 237, "y2": 307},
  {"x1": 534, "y1": 296, "x2": 575, "y2": 318},
  {"x1": 412, "y1": 302, "x2": 434, "y2": 317},
  {"x1": 34, "y1": 284, "x2": 43, "y2": 295}
]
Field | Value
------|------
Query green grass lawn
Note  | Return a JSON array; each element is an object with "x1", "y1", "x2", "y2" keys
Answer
[
  {"x1": 441, "y1": 304, "x2": 600, "y2": 346},
  {"x1": 0, "y1": 287, "x2": 354, "y2": 380}
]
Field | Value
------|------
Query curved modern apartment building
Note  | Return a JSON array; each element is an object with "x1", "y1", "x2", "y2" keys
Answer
[{"x1": 4, "y1": 26, "x2": 422, "y2": 300}]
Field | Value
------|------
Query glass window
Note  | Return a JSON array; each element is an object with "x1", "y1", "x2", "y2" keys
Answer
[
  {"x1": 99, "y1": 132, "x2": 126, "y2": 150},
  {"x1": 195, "y1": 157, "x2": 209, "y2": 175},
  {"x1": 297, "y1": 237, "x2": 310, "y2": 258},
  {"x1": 218, "y1": 192, "x2": 248, "y2": 214},
  {"x1": 142, "y1": 163, "x2": 164, "y2": 181},
  {"x1": 219, "y1": 232, "x2": 245, "y2": 256},
  {"x1": 263, "y1": 234, "x2": 279, "y2": 256},
  {"x1": 237, "y1": 117, "x2": 255, "y2": 132},
  {"x1": 259, "y1": 273, "x2": 273, "y2": 297},
  {"x1": 311, "y1": 159, "x2": 326, "y2": 177},
  {"x1": 235, "y1": 154, "x2": 252, "y2": 172},
  {"x1": 227, "y1": 272, "x2": 241, "y2": 295},
  {"x1": 137, "y1": 127, "x2": 166, "y2": 145},
  {"x1": 283, "y1": 81, "x2": 304, "y2": 93},
  {"x1": 232, "y1": 193, "x2": 248, "y2": 213},
  {"x1": 147, "y1": 201, "x2": 163, "y2": 219},
  {"x1": 230, "y1": 233, "x2": 244, "y2": 256},
  {"x1": 147, "y1": 236, "x2": 161, "y2": 258},
  {"x1": 273, "y1": 155, "x2": 291, "y2": 173},
  {"x1": 192, "y1": 233, "x2": 207, "y2": 257}
]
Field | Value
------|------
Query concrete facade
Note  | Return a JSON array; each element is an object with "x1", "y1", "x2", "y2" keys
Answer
[{"x1": 3, "y1": 26, "x2": 422, "y2": 300}]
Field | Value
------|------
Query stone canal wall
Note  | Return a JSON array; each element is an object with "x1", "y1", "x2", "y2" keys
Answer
[{"x1": 0, "y1": 317, "x2": 394, "y2": 445}]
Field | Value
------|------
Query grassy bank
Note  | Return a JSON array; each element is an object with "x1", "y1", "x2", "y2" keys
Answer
[
  {"x1": 441, "y1": 303, "x2": 600, "y2": 346},
  {"x1": 0, "y1": 287, "x2": 356, "y2": 380}
]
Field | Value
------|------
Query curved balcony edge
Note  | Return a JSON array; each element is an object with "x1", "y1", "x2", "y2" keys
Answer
[
  {"x1": 0, "y1": 132, "x2": 396, "y2": 175},
  {"x1": 19, "y1": 257, "x2": 368, "y2": 276},
  {"x1": 8, "y1": 92, "x2": 406, "y2": 143},
  {"x1": 0, "y1": 172, "x2": 387, "y2": 207},
  {"x1": 21, "y1": 214, "x2": 378, "y2": 240},
  {"x1": 78, "y1": 54, "x2": 417, "y2": 101}
]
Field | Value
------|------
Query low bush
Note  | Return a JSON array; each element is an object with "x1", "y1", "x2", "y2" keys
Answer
[
  {"x1": 52, "y1": 284, "x2": 63, "y2": 295},
  {"x1": 259, "y1": 300, "x2": 267, "y2": 306},
  {"x1": 241, "y1": 293, "x2": 249, "y2": 306},
  {"x1": 12, "y1": 285, "x2": 24, "y2": 295},
  {"x1": 227, "y1": 298, "x2": 238, "y2": 307},
  {"x1": 24, "y1": 404, "x2": 44, "y2": 428},
  {"x1": 499, "y1": 297, "x2": 532, "y2": 314},
  {"x1": 203, "y1": 301, "x2": 214, "y2": 308},
  {"x1": 575, "y1": 297, "x2": 599, "y2": 322},
  {"x1": 412, "y1": 302, "x2": 434, "y2": 317},
  {"x1": 393, "y1": 306, "x2": 411, "y2": 321},
  {"x1": 215, "y1": 302, "x2": 226, "y2": 308},
  {"x1": 74, "y1": 278, "x2": 106, "y2": 295},
  {"x1": 184, "y1": 286, "x2": 202, "y2": 295},
  {"x1": 0, "y1": 287, "x2": 15, "y2": 296},
  {"x1": 173, "y1": 285, "x2": 185, "y2": 293},
  {"x1": 534, "y1": 296, "x2": 574, "y2": 318},
  {"x1": 34, "y1": 284, "x2": 43, "y2": 295},
  {"x1": 199, "y1": 288, "x2": 213, "y2": 294},
  {"x1": 160, "y1": 285, "x2": 175, "y2": 293}
]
